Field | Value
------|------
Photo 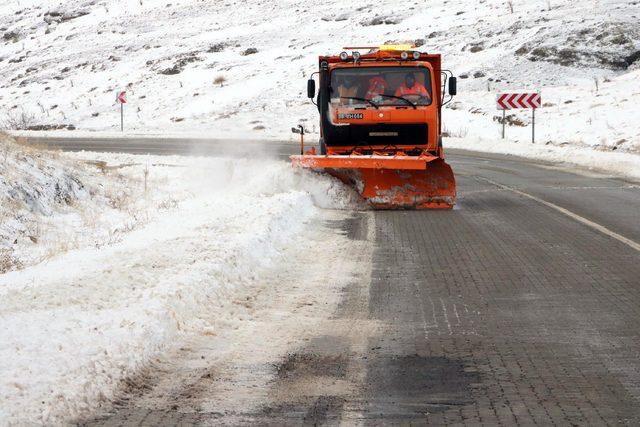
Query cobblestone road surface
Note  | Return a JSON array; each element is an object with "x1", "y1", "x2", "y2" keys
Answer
[{"x1": 36, "y1": 137, "x2": 640, "y2": 426}]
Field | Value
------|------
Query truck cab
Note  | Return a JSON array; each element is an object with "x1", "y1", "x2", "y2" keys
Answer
[{"x1": 308, "y1": 45, "x2": 456, "y2": 156}]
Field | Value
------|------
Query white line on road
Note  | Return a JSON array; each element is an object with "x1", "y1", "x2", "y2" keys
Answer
[{"x1": 478, "y1": 177, "x2": 640, "y2": 253}]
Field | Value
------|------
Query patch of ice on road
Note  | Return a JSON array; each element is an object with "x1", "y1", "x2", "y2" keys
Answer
[{"x1": 0, "y1": 149, "x2": 360, "y2": 425}]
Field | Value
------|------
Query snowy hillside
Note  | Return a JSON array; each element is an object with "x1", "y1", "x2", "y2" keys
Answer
[{"x1": 1, "y1": 0, "x2": 639, "y2": 153}]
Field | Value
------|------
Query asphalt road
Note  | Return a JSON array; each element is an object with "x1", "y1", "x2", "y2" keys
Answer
[
  {"x1": 29, "y1": 136, "x2": 640, "y2": 425},
  {"x1": 20, "y1": 135, "x2": 293, "y2": 158}
]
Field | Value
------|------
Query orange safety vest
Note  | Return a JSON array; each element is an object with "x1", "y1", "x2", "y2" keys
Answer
[
  {"x1": 365, "y1": 77, "x2": 388, "y2": 99},
  {"x1": 395, "y1": 83, "x2": 430, "y2": 99}
]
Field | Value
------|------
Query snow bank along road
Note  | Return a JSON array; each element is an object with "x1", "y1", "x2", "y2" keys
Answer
[{"x1": 13, "y1": 137, "x2": 640, "y2": 425}]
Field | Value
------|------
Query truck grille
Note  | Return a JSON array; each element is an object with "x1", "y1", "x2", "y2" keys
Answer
[{"x1": 325, "y1": 123, "x2": 428, "y2": 147}]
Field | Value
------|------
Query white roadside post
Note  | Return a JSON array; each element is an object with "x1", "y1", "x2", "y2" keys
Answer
[
  {"x1": 496, "y1": 92, "x2": 541, "y2": 143},
  {"x1": 116, "y1": 91, "x2": 127, "y2": 131},
  {"x1": 532, "y1": 106, "x2": 536, "y2": 144}
]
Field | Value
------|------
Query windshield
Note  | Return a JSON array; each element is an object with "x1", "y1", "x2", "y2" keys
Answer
[{"x1": 330, "y1": 67, "x2": 433, "y2": 107}]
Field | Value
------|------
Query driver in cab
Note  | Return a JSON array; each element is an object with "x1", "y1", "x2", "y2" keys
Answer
[
  {"x1": 395, "y1": 73, "x2": 430, "y2": 103},
  {"x1": 335, "y1": 75, "x2": 359, "y2": 99}
]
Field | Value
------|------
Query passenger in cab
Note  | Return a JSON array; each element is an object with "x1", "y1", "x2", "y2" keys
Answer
[
  {"x1": 394, "y1": 73, "x2": 430, "y2": 102},
  {"x1": 365, "y1": 75, "x2": 388, "y2": 102}
]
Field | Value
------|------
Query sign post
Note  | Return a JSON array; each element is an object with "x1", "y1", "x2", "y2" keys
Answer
[
  {"x1": 532, "y1": 108, "x2": 535, "y2": 144},
  {"x1": 291, "y1": 125, "x2": 305, "y2": 154},
  {"x1": 496, "y1": 92, "x2": 541, "y2": 143},
  {"x1": 116, "y1": 91, "x2": 127, "y2": 131}
]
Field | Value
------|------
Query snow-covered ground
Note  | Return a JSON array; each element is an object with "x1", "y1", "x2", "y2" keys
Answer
[
  {"x1": 0, "y1": 133, "x2": 178, "y2": 272},
  {"x1": 0, "y1": 137, "x2": 363, "y2": 424},
  {"x1": 1, "y1": 0, "x2": 639, "y2": 424},
  {"x1": 0, "y1": 0, "x2": 638, "y2": 156}
]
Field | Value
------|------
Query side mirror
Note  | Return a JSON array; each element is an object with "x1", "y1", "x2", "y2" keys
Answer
[
  {"x1": 307, "y1": 79, "x2": 316, "y2": 99},
  {"x1": 448, "y1": 77, "x2": 457, "y2": 96}
]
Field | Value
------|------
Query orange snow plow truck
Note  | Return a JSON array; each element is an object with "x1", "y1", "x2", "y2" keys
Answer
[{"x1": 291, "y1": 44, "x2": 458, "y2": 209}]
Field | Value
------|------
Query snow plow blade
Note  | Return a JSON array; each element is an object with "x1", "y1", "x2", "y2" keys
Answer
[{"x1": 291, "y1": 154, "x2": 456, "y2": 209}]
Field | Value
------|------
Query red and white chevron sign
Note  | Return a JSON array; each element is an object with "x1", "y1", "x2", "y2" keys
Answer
[{"x1": 497, "y1": 93, "x2": 541, "y2": 110}]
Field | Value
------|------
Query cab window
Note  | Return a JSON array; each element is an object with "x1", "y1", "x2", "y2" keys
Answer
[{"x1": 330, "y1": 67, "x2": 432, "y2": 107}]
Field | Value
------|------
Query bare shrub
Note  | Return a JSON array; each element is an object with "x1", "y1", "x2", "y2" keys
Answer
[
  {"x1": 214, "y1": 75, "x2": 227, "y2": 87},
  {"x1": 442, "y1": 125, "x2": 469, "y2": 138},
  {"x1": 26, "y1": 220, "x2": 41, "y2": 243},
  {"x1": 42, "y1": 231, "x2": 81, "y2": 261},
  {"x1": 106, "y1": 189, "x2": 133, "y2": 210},
  {"x1": 507, "y1": 0, "x2": 514, "y2": 13},
  {"x1": 1, "y1": 109, "x2": 37, "y2": 130},
  {"x1": 157, "y1": 198, "x2": 179, "y2": 210},
  {"x1": 207, "y1": 43, "x2": 226, "y2": 53},
  {"x1": 493, "y1": 114, "x2": 527, "y2": 127},
  {"x1": 0, "y1": 249, "x2": 22, "y2": 273},
  {"x1": 84, "y1": 160, "x2": 108, "y2": 173},
  {"x1": 241, "y1": 47, "x2": 258, "y2": 56},
  {"x1": 451, "y1": 127, "x2": 469, "y2": 138}
]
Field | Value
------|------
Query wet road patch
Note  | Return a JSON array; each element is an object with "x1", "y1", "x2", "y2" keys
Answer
[
  {"x1": 257, "y1": 348, "x2": 351, "y2": 424},
  {"x1": 325, "y1": 212, "x2": 369, "y2": 241},
  {"x1": 275, "y1": 352, "x2": 348, "y2": 380},
  {"x1": 364, "y1": 353, "x2": 480, "y2": 419}
]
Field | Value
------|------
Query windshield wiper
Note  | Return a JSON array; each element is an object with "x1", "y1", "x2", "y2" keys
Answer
[
  {"x1": 339, "y1": 96, "x2": 379, "y2": 109},
  {"x1": 376, "y1": 94, "x2": 417, "y2": 109}
]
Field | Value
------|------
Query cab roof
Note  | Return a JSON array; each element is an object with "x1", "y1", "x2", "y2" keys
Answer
[{"x1": 319, "y1": 45, "x2": 440, "y2": 64}]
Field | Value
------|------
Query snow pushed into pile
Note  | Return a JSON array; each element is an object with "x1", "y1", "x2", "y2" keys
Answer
[{"x1": 0, "y1": 150, "x2": 357, "y2": 425}]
